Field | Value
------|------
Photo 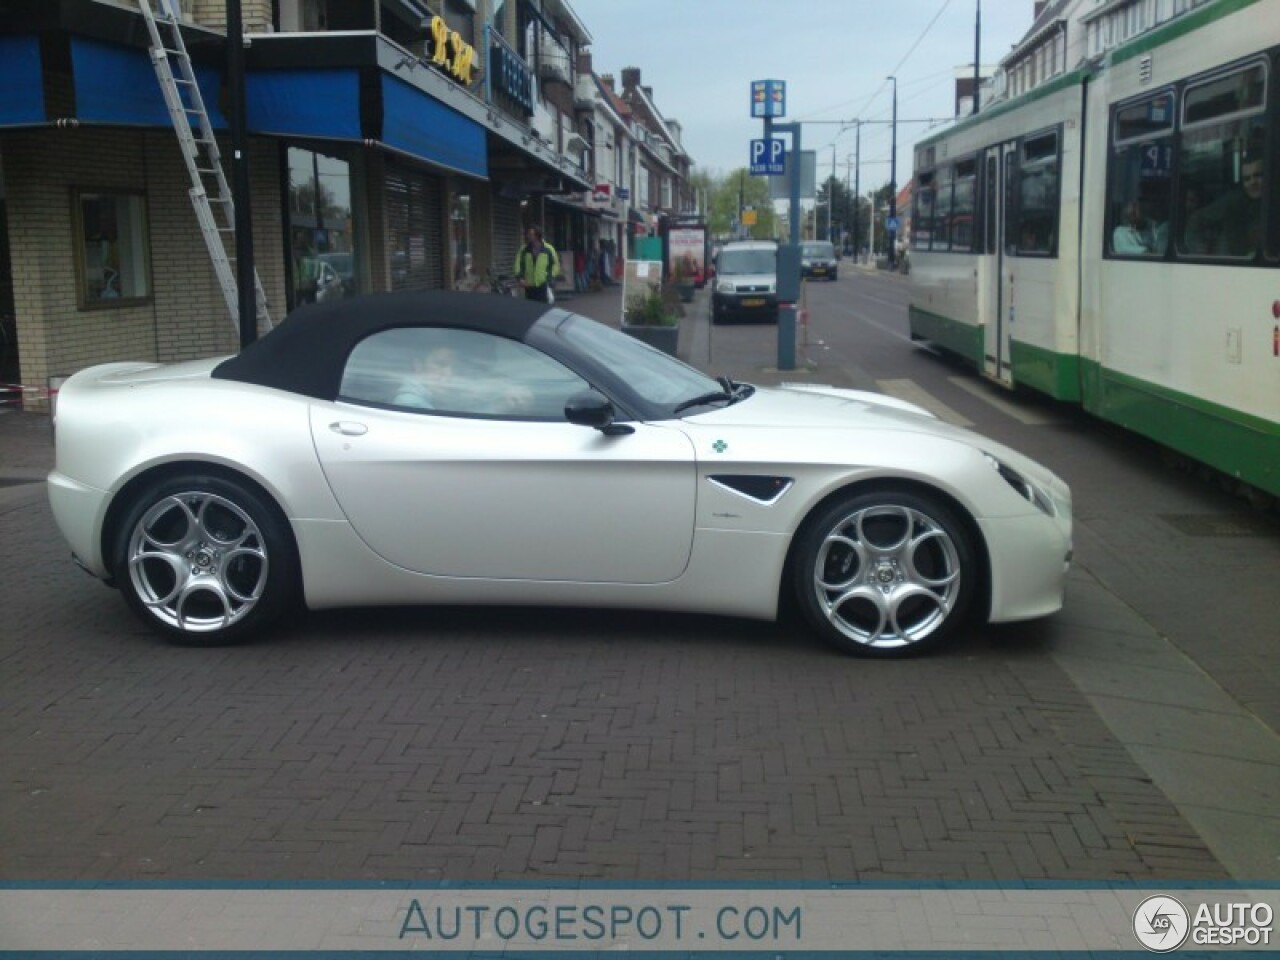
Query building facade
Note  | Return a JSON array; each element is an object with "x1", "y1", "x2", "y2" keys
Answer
[{"x1": 0, "y1": 0, "x2": 694, "y2": 406}]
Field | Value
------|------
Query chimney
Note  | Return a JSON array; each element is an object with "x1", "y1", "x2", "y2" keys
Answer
[
  {"x1": 621, "y1": 67, "x2": 641, "y2": 90},
  {"x1": 642, "y1": 86, "x2": 653, "y2": 99},
  {"x1": 1034, "y1": 0, "x2": 1048, "y2": 18},
  {"x1": 601, "y1": 74, "x2": 615, "y2": 91},
  {"x1": 577, "y1": 51, "x2": 592, "y2": 75}
]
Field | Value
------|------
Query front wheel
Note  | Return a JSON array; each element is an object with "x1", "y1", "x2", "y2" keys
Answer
[
  {"x1": 113, "y1": 474, "x2": 298, "y2": 646},
  {"x1": 792, "y1": 489, "x2": 977, "y2": 657}
]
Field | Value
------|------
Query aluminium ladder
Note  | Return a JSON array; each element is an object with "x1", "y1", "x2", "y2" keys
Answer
[{"x1": 139, "y1": 0, "x2": 271, "y2": 334}]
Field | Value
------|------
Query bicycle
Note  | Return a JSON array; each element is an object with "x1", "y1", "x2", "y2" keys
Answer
[{"x1": 488, "y1": 274, "x2": 520, "y2": 298}]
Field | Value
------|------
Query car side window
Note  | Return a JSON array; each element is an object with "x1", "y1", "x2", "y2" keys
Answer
[{"x1": 339, "y1": 327, "x2": 588, "y2": 420}]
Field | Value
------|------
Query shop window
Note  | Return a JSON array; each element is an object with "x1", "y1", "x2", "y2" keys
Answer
[
  {"x1": 288, "y1": 147, "x2": 359, "y2": 306},
  {"x1": 451, "y1": 193, "x2": 475, "y2": 288},
  {"x1": 74, "y1": 191, "x2": 150, "y2": 308}
]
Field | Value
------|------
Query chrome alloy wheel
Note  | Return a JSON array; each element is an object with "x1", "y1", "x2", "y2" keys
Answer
[
  {"x1": 812, "y1": 503, "x2": 962, "y2": 650},
  {"x1": 126, "y1": 491, "x2": 270, "y2": 633}
]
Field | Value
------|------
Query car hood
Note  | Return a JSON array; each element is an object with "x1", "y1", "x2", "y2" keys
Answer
[
  {"x1": 699, "y1": 384, "x2": 940, "y2": 429},
  {"x1": 692, "y1": 384, "x2": 1070, "y2": 500}
]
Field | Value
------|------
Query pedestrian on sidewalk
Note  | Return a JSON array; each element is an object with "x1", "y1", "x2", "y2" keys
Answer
[{"x1": 514, "y1": 225, "x2": 559, "y2": 303}]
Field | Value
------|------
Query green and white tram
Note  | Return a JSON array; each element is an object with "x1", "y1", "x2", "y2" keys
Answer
[{"x1": 909, "y1": 0, "x2": 1279, "y2": 498}]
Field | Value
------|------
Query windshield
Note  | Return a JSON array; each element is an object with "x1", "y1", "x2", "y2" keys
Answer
[
  {"x1": 554, "y1": 313, "x2": 721, "y2": 410},
  {"x1": 802, "y1": 242, "x2": 834, "y2": 258},
  {"x1": 718, "y1": 248, "x2": 776, "y2": 275}
]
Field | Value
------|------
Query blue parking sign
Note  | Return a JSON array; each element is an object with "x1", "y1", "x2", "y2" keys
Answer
[{"x1": 750, "y1": 138, "x2": 786, "y2": 176}]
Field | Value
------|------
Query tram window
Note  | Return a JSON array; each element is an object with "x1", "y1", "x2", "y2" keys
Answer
[
  {"x1": 951, "y1": 158, "x2": 977, "y2": 253},
  {"x1": 934, "y1": 167, "x2": 954, "y2": 251},
  {"x1": 912, "y1": 170, "x2": 936, "y2": 251},
  {"x1": 1108, "y1": 93, "x2": 1174, "y2": 258},
  {"x1": 1178, "y1": 63, "x2": 1267, "y2": 260},
  {"x1": 1016, "y1": 132, "x2": 1059, "y2": 255}
]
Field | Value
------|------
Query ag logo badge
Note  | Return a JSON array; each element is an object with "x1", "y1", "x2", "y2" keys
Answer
[{"x1": 1133, "y1": 895, "x2": 1190, "y2": 952}]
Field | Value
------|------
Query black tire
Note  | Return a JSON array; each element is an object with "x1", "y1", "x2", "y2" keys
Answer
[
  {"x1": 113, "y1": 473, "x2": 298, "y2": 646},
  {"x1": 791, "y1": 488, "x2": 976, "y2": 657}
]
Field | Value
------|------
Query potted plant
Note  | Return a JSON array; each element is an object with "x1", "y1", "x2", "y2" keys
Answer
[
  {"x1": 622, "y1": 283, "x2": 682, "y2": 356},
  {"x1": 673, "y1": 254, "x2": 697, "y2": 303}
]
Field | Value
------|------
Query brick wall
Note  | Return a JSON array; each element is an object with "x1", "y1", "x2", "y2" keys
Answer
[
  {"x1": 190, "y1": 0, "x2": 274, "y2": 32},
  {"x1": 4, "y1": 127, "x2": 286, "y2": 408}
]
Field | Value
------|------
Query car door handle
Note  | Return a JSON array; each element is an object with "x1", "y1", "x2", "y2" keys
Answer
[{"x1": 329, "y1": 421, "x2": 368, "y2": 437}]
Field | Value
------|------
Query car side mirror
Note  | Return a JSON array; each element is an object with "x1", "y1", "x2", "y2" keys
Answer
[{"x1": 565, "y1": 389, "x2": 634, "y2": 435}]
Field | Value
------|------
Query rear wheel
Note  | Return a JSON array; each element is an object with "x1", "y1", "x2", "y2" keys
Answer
[
  {"x1": 113, "y1": 474, "x2": 297, "y2": 646},
  {"x1": 792, "y1": 489, "x2": 976, "y2": 657}
]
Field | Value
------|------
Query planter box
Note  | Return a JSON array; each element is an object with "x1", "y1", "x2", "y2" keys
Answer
[{"x1": 622, "y1": 323, "x2": 679, "y2": 356}]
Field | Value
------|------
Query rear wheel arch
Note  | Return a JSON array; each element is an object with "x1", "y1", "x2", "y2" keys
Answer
[
  {"x1": 105, "y1": 462, "x2": 303, "y2": 645},
  {"x1": 102, "y1": 461, "x2": 301, "y2": 595}
]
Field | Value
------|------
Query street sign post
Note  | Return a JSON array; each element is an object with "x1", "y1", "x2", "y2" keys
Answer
[
  {"x1": 749, "y1": 138, "x2": 786, "y2": 176},
  {"x1": 752, "y1": 78, "x2": 798, "y2": 371}
]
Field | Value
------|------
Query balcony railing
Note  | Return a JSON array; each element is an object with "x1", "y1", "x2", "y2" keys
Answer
[{"x1": 534, "y1": 31, "x2": 572, "y2": 87}]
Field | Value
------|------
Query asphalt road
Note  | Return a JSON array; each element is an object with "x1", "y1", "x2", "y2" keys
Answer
[{"x1": 0, "y1": 272, "x2": 1276, "y2": 884}]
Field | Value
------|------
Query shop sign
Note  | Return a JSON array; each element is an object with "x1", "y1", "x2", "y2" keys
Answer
[{"x1": 428, "y1": 16, "x2": 476, "y2": 86}]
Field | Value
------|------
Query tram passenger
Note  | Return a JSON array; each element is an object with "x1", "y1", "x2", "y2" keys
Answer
[
  {"x1": 1114, "y1": 201, "x2": 1155, "y2": 254},
  {"x1": 1185, "y1": 152, "x2": 1264, "y2": 257}
]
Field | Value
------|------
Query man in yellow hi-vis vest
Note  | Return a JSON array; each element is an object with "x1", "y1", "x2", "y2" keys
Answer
[{"x1": 514, "y1": 225, "x2": 559, "y2": 303}]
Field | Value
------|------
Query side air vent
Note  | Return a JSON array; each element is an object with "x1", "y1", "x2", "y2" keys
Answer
[{"x1": 708, "y1": 475, "x2": 795, "y2": 505}]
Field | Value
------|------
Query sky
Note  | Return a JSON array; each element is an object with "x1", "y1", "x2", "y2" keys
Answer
[{"x1": 567, "y1": 0, "x2": 1037, "y2": 194}]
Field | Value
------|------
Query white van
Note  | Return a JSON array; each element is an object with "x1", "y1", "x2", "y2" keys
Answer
[{"x1": 711, "y1": 241, "x2": 777, "y2": 324}]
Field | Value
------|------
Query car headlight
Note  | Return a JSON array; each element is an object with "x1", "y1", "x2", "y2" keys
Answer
[
  {"x1": 984, "y1": 453, "x2": 1055, "y2": 516},
  {"x1": 717, "y1": 279, "x2": 737, "y2": 293}
]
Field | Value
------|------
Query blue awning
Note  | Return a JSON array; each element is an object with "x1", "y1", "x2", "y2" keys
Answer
[
  {"x1": 71, "y1": 36, "x2": 226, "y2": 128},
  {"x1": 246, "y1": 69, "x2": 362, "y2": 141},
  {"x1": 380, "y1": 74, "x2": 486, "y2": 178},
  {"x1": 0, "y1": 36, "x2": 46, "y2": 128}
]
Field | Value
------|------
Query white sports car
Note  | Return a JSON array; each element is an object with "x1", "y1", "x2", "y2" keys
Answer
[{"x1": 48, "y1": 291, "x2": 1072, "y2": 657}]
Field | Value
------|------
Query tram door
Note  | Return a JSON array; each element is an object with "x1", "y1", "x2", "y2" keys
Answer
[{"x1": 982, "y1": 142, "x2": 1017, "y2": 385}]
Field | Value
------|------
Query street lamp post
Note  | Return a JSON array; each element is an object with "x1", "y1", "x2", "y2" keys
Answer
[
  {"x1": 853, "y1": 120, "x2": 860, "y2": 260},
  {"x1": 887, "y1": 75, "x2": 898, "y2": 269},
  {"x1": 829, "y1": 143, "x2": 837, "y2": 243}
]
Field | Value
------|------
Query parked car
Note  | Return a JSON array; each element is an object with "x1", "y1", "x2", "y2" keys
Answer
[
  {"x1": 801, "y1": 241, "x2": 838, "y2": 280},
  {"x1": 47, "y1": 291, "x2": 1072, "y2": 658},
  {"x1": 712, "y1": 241, "x2": 778, "y2": 324}
]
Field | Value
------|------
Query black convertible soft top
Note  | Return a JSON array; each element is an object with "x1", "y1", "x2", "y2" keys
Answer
[{"x1": 212, "y1": 290, "x2": 549, "y2": 400}]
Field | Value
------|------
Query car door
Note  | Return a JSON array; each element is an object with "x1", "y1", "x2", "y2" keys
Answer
[{"x1": 310, "y1": 326, "x2": 697, "y2": 584}]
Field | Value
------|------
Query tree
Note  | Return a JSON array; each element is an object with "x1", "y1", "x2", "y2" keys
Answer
[
  {"x1": 869, "y1": 181, "x2": 895, "y2": 255},
  {"x1": 701, "y1": 168, "x2": 777, "y2": 239}
]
